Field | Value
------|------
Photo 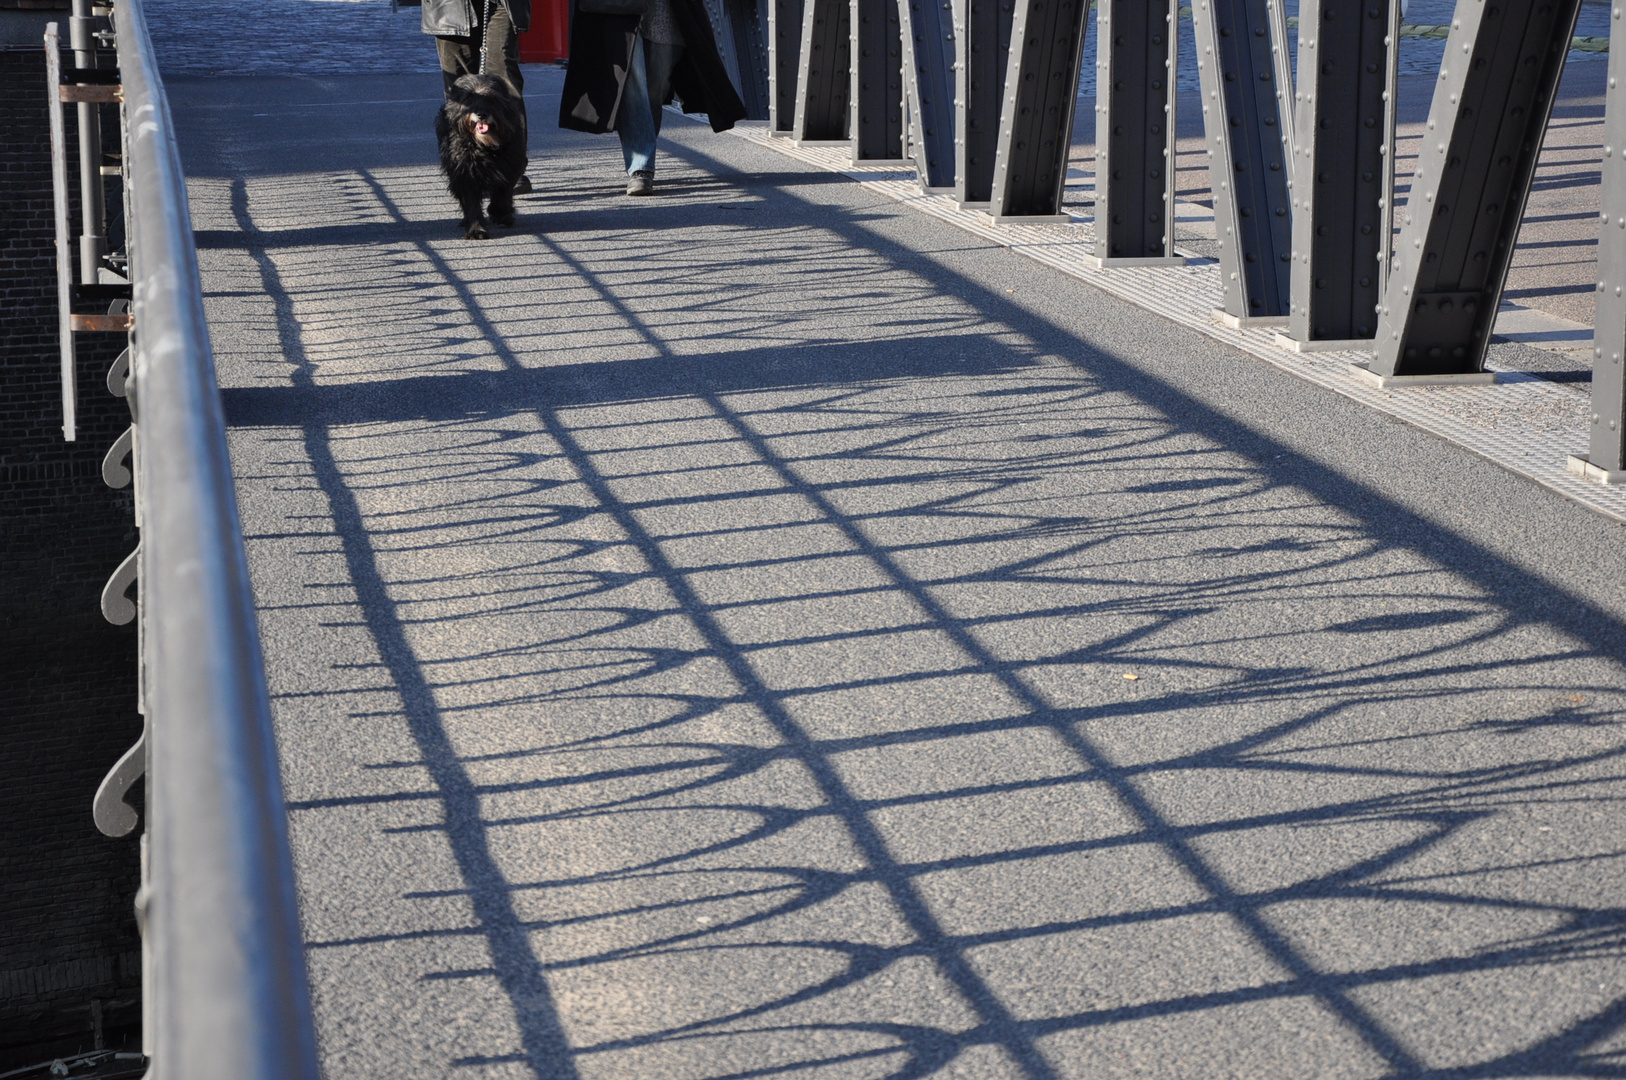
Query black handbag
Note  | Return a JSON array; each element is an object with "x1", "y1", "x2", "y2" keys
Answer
[{"x1": 578, "y1": 0, "x2": 647, "y2": 16}]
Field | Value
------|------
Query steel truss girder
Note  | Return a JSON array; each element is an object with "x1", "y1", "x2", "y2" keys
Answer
[
  {"x1": 1584, "y1": 10, "x2": 1626, "y2": 473},
  {"x1": 988, "y1": 0, "x2": 1089, "y2": 219},
  {"x1": 953, "y1": 0, "x2": 1014, "y2": 204},
  {"x1": 853, "y1": 0, "x2": 906, "y2": 159},
  {"x1": 1094, "y1": 0, "x2": 1181, "y2": 262},
  {"x1": 899, "y1": 0, "x2": 956, "y2": 186},
  {"x1": 1286, "y1": 0, "x2": 1392, "y2": 343},
  {"x1": 1192, "y1": 0, "x2": 1293, "y2": 321},
  {"x1": 794, "y1": 0, "x2": 853, "y2": 139},
  {"x1": 770, "y1": 0, "x2": 807, "y2": 131},
  {"x1": 709, "y1": 0, "x2": 772, "y2": 120},
  {"x1": 1373, "y1": 0, "x2": 1582, "y2": 377}
]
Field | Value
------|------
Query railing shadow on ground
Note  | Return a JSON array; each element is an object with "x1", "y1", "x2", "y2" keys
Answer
[{"x1": 199, "y1": 126, "x2": 1626, "y2": 1079}]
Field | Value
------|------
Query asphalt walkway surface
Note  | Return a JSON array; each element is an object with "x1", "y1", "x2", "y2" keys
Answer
[{"x1": 166, "y1": 34, "x2": 1626, "y2": 1080}]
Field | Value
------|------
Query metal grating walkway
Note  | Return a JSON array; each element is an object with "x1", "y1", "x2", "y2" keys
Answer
[{"x1": 732, "y1": 125, "x2": 1624, "y2": 522}]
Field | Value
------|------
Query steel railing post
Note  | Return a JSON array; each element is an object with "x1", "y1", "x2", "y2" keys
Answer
[
  {"x1": 1191, "y1": 0, "x2": 1293, "y2": 326},
  {"x1": 897, "y1": 0, "x2": 955, "y2": 188},
  {"x1": 1091, "y1": 0, "x2": 1184, "y2": 266},
  {"x1": 1280, "y1": 0, "x2": 1392, "y2": 351},
  {"x1": 1571, "y1": 0, "x2": 1626, "y2": 481},
  {"x1": 986, "y1": 0, "x2": 1089, "y2": 221},
  {"x1": 45, "y1": 22, "x2": 76, "y2": 441},
  {"x1": 852, "y1": 0, "x2": 905, "y2": 161},
  {"x1": 71, "y1": 0, "x2": 106, "y2": 286},
  {"x1": 1370, "y1": 0, "x2": 1583, "y2": 380},
  {"x1": 793, "y1": 0, "x2": 852, "y2": 140},
  {"x1": 952, "y1": 0, "x2": 1012, "y2": 205},
  {"x1": 770, "y1": 0, "x2": 807, "y2": 132}
]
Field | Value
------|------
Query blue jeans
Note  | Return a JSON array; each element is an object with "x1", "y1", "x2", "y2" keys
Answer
[{"x1": 616, "y1": 36, "x2": 683, "y2": 175}]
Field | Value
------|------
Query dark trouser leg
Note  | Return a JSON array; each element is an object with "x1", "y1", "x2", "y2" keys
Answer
[
  {"x1": 643, "y1": 40, "x2": 682, "y2": 142},
  {"x1": 616, "y1": 38, "x2": 684, "y2": 175},
  {"x1": 616, "y1": 36, "x2": 656, "y2": 174}
]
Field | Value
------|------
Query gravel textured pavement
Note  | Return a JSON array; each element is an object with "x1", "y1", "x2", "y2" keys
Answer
[{"x1": 162, "y1": 43, "x2": 1626, "y2": 1080}]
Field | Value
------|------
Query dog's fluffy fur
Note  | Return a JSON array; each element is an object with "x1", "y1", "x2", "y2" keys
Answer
[{"x1": 435, "y1": 74, "x2": 528, "y2": 239}]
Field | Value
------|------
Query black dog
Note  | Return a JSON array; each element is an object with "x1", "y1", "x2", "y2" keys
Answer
[{"x1": 435, "y1": 74, "x2": 528, "y2": 239}]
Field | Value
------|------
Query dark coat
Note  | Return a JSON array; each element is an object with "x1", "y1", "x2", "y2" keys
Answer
[
  {"x1": 423, "y1": 0, "x2": 531, "y2": 36},
  {"x1": 559, "y1": 0, "x2": 747, "y2": 134}
]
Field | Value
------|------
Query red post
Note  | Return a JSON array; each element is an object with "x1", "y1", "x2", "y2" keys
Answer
[{"x1": 518, "y1": 0, "x2": 569, "y2": 62}]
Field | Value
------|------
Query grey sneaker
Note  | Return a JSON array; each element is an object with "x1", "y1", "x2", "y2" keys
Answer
[{"x1": 626, "y1": 171, "x2": 654, "y2": 196}]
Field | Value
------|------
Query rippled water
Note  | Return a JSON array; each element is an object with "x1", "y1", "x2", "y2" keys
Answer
[{"x1": 1075, "y1": 0, "x2": 1611, "y2": 99}]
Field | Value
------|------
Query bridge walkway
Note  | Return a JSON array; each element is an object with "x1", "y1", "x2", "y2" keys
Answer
[{"x1": 169, "y1": 65, "x2": 1626, "y2": 1080}]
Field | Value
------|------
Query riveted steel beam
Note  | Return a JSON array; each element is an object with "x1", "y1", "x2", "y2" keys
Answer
[
  {"x1": 1091, "y1": 0, "x2": 1182, "y2": 266},
  {"x1": 794, "y1": 0, "x2": 853, "y2": 140},
  {"x1": 853, "y1": 0, "x2": 906, "y2": 160},
  {"x1": 710, "y1": 0, "x2": 771, "y2": 120},
  {"x1": 1265, "y1": 0, "x2": 1293, "y2": 157},
  {"x1": 1192, "y1": 0, "x2": 1293, "y2": 324},
  {"x1": 1574, "y1": 6, "x2": 1626, "y2": 480},
  {"x1": 899, "y1": 0, "x2": 956, "y2": 187},
  {"x1": 1281, "y1": 0, "x2": 1393, "y2": 348},
  {"x1": 1372, "y1": 0, "x2": 1583, "y2": 377},
  {"x1": 988, "y1": 0, "x2": 1090, "y2": 220},
  {"x1": 953, "y1": 0, "x2": 1014, "y2": 204},
  {"x1": 771, "y1": 0, "x2": 807, "y2": 131}
]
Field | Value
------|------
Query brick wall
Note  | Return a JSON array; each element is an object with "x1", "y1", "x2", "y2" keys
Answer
[{"x1": 0, "y1": 32, "x2": 144, "y2": 1065}]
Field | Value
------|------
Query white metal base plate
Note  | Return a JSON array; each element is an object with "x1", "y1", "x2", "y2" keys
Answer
[
  {"x1": 990, "y1": 213, "x2": 1075, "y2": 225},
  {"x1": 1273, "y1": 333, "x2": 1377, "y2": 354},
  {"x1": 1348, "y1": 363, "x2": 1499, "y2": 388},
  {"x1": 1211, "y1": 309, "x2": 1289, "y2": 330},
  {"x1": 1567, "y1": 454, "x2": 1626, "y2": 485},
  {"x1": 1085, "y1": 255, "x2": 1188, "y2": 269}
]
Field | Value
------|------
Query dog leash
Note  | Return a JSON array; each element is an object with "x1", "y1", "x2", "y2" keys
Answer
[{"x1": 478, "y1": 0, "x2": 493, "y2": 75}]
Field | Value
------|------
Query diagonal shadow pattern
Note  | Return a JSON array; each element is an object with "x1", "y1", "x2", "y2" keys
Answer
[{"x1": 182, "y1": 82, "x2": 1626, "y2": 1080}]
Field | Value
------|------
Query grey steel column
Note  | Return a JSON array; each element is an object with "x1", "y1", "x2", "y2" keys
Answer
[
  {"x1": 898, "y1": 0, "x2": 955, "y2": 187},
  {"x1": 1572, "y1": 1, "x2": 1626, "y2": 481},
  {"x1": 852, "y1": 0, "x2": 905, "y2": 160},
  {"x1": 740, "y1": 0, "x2": 773, "y2": 119},
  {"x1": 1377, "y1": 0, "x2": 1401, "y2": 301},
  {"x1": 770, "y1": 0, "x2": 807, "y2": 132},
  {"x1": 794, "y1": 0, "x2": 852, "y2": 141},
  {"x1": 71, "y1": 0, "x2": 105, "y2": 285},
  {"x1": 1091, "y1": 0, "x2": 1182, "y2": 266},
  {"x1": 1191, "y1": 0, "x2": 1292, "y2": 325},
  {"x1": 953, "y1": 0, "x2": 1013, "y2": 205},
  {"x1": 1280, "y1": 0, "x2": 1391, "y2": 350},
  {"x1": 987, "y1": 0, "x2": 1088, "y2": 221},
  {"x1": 1264, "y1": 0, "x2": 1293, "y2": 158},
  {"x1": 704, "y1": 0, "x2": 745, "y2": 103},
  {"x1": 710, "y1": 0, "x2": 771, "y2": 119},
  {"x1": 1370, "y1": 0, "x2": 1582, "y2": 379}
]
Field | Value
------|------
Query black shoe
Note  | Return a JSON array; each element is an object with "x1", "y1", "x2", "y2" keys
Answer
[
  {"x1": 626, "y1": 171, "x2": 654, "y2": 196},
  {"x1": 512, "y1": 174, "x2": 533, "y2": 195}
]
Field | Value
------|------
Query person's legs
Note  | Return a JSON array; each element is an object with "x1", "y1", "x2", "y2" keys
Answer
[
  {"x1": 615, "y1": 35, "x2": 657, "y2": 177},
  {"x1": 481, "y1": 5, "x2": 528, "y2": 144},
  {"x1": 643, "y1": 41, "x2": 682, "y2": 144},
  {"x1": 436, "y1": 34, "x2": 475, "y2": 95},
  {"x1": 441, "y1": 6, "x2": 531, "y2": 190}
]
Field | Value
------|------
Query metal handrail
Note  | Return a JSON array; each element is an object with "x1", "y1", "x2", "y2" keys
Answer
[{"x1": 113, "y1": 0, "x2": 321, "y2": 1075}]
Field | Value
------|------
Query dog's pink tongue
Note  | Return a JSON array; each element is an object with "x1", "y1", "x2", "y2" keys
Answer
[{"x1": 476, "y1": 122, "x2": 490, "y2": 134}]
